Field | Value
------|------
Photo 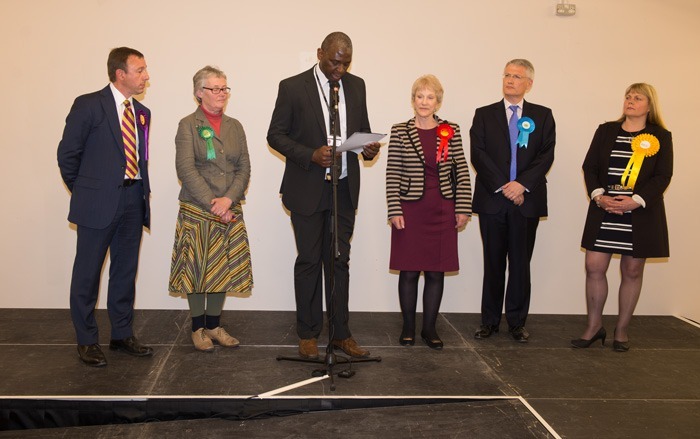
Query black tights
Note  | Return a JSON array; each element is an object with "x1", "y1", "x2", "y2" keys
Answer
[{"x1": 398, "y1": 270, "x2": 445, "y2": 340}]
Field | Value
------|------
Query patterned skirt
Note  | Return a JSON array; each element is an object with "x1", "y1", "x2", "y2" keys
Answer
[{"x1": 168, "y1": 201, "x2": 253, "y2": 294}]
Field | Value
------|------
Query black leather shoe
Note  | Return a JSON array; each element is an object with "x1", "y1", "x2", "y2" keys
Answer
[
  {"x1": 109, "y1": 336, "x2": 154, "y2": 357},
  {"x1": 474, "y1": 325, "x2": 499, "y2": 339},
  {"x1": 77, "y1": 344, "x2": 107, "y2": 367},
  {"x1": 509, "y1": 327, "x2": 529, "y2": 343},
  {"x1": 420, "y1": 332, "x2": 443, "y2": 350}
]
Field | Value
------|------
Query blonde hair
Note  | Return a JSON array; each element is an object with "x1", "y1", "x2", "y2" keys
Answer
[
  {"x1": 616, "y1": 83, "x2": 667, "y2": 130},
  {"x1": 411, "y1": 74, "x2": 444, "y2": 107}
]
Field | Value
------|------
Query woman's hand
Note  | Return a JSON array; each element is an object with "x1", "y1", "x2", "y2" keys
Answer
[
  {"x1": 210, "y1": 197, "x2": 233, "y2": 217},
  {"x1": 390, "y1": 216, "x2": 405, "y2": 230},
  {"x1": 597, "y1": 195, "x2": 640, "y2": 215},
  {"x1": 220, "y1": 210, "x2": 236, "y2": 224},
  {"x1": 455, "y1": 214, "x2": 470, "y2": 228}
]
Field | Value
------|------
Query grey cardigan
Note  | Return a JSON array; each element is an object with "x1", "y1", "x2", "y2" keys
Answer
[{"x1": 175, "y1": 107, "x2": 251, "y2": 212}]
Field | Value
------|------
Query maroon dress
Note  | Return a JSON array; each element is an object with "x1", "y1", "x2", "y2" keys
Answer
[{"x1": 389, "y1": 127, "x2": 459, "y2": 272}]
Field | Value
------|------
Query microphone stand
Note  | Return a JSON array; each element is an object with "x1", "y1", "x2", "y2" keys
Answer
[{"x1": 276, "y1": 81, "x2": 380, "y2": 391}]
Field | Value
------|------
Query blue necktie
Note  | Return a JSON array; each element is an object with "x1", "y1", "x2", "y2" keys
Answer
[{"x1": 508, "y1": 105, "x2": 519, "y2": 181}]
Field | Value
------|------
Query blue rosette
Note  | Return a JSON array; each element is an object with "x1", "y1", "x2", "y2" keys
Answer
[{"x1": 517, "y1": 117, "x2": 535, "y2": 148}]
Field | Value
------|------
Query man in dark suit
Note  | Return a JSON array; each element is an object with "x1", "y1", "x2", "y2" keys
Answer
[
  {"x1": 267, "y1": 32, "x2": 380, "y2": 359},
  {"x1": 57, "y1": 47, "x2": 154, "y2": 367},
  {"x1": 469, "y1": 59, "x2": 556, "y2": 342}
]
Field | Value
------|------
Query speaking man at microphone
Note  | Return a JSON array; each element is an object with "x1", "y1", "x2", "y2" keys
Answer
[{"x1": 267, "y1": 31, "x2": 380, "y2": 360}]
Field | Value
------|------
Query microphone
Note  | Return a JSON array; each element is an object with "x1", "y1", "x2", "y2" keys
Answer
[
  {"x1": 328, "y1": 80, "x2": 341, "y2": 179},
  {"x1": 329, "y1": 81, "x2": 340, "y2": 111}
]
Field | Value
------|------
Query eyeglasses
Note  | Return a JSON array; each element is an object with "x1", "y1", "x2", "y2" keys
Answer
[
  {"x1": 503, "y1": 74, "x2": 529, "y2": 81},
  {"x1": 202, "y1": 86, "x2": 231, "y2": 94}
]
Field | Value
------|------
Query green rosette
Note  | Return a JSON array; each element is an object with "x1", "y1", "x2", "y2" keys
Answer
[{"x1": 198, "y1": 126, "x2": 216, "y2": 160}]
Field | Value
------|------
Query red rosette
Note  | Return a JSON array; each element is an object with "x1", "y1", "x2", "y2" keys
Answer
[{"x1": 436, "y1": 123, "x2": 454, "y2": 162}]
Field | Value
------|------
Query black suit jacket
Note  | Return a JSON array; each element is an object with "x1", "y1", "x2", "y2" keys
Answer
[
  {"x1": 470, "y1": 100, "x2": 555, "y2": 218},
  {"x1": 58, "y1": 85, "x2": 151, "y2": 229},
  {"x1": 267, "y1": 67, "x2": 372, "y2": 216}
]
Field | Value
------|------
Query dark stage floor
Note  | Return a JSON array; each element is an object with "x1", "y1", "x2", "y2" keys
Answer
[{"x1": 0, "y1": 309, "x2": 698, "y2": 438}]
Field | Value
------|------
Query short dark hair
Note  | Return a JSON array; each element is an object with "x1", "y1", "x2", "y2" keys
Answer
[
  {"x1": 107, "y1": 47, "x2": 144, "y2": 82},
  {"x1": 321, "y1": 32, "x2": 352, "y2": 52}
]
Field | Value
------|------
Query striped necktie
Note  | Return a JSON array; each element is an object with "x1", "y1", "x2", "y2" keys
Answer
[{"x1": 122, "y1": 100, "x2": 138, "y2": 179}]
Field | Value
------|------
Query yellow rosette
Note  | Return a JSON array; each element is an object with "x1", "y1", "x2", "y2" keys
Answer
[{"x1": 620, "y1": 134, "x2": 660, "y2": 189}]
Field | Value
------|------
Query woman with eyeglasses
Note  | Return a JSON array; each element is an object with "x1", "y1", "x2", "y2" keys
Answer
[
  {"x1": 572, "y1": 83, "x2": 672, "y2": 352},
  {"x1": 168, "y1": 65, "x2": 253, "y2": 352}
]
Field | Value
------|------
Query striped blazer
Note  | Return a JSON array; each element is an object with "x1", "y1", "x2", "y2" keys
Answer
[{"x1": 386, "y1": 117, "x2": 472, "y2": 219}]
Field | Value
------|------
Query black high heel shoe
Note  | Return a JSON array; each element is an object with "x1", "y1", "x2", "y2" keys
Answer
[
  {"x1": 399, "y1": 332, "x2": 415, "y2": 346},
  {"x1": 613, "y1": 340, "x2": 629, "y2": 352},
  {"x1": 420, "y1": 331, "x2": 443, "y2": 350},
  {"x1": 613, "y1": 329, "x2": 629, "y2": 352},
  {"x1": 571, "y1": 327, "x2": 606, "y2": 348}
]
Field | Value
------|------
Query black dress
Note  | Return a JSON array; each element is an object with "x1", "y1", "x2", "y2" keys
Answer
[{"x1": 588, "y1": 128, "x2": 636, "y2": 256}]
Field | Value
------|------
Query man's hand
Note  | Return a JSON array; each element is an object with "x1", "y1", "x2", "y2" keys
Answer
[
  {"x1": 311, "y1": 145, "x2": 333, "y2": 168},
  {"x1": 362, "y1": 142, "x2": 380, "y2": 160},
  {"x1": 501, "y1": 181, "x2": 526, "y2": 201}
]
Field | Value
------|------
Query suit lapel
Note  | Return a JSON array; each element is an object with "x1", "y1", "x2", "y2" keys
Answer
[
  {"x1": 193, "y1": 107, "x2": 226, "y2": 157},
  {"x1": 600, "y1": 122, "x2": 621, "y2": 171},
  {"x1": 100, "y1": 86, "x2": 125, "y2": 158},
  {"x1": 519, "y1": 100, "x2": 533, "y2": 155},
  {"x1": 194, "y1": 106, "x2": 218, "y2": 140},
  {"x1": 492, "y1": 101, "x2": 510, "y2": 148},
  {"x1": 218, "y1": 115, "x2": 232, "y2": 144},
  {"x1": 343, "y1": 76, "x2": 357, "y2": 136},
  {"x1": 133, "y1": 100, "x2": 149, "y2": 162},
  {"x1": 304, "y1": 68, "x2": 328, "y2": 138},
  {"x1": 405, "y1": 117, "x2": 425, "y2": 164}
]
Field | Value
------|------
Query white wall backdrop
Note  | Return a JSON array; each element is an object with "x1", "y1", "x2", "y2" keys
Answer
[{"x1": 1, "y1": 0, "x2": 697, "y2": 321}]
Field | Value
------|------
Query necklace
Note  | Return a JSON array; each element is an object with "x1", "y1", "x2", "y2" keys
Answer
[{"x1": 622, "y1": 121, "x2": 645, "y2": 137}]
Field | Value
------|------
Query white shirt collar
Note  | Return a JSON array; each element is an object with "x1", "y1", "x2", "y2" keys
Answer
[
  {"x1": 503, "y1": 98, "x2": 524, "y2": 112},
  {"x1": 314, "y1": 63, "x2": 343, "y2": 88},
  {"x1": 109, "y1": 83, "x2": 132, "y2": 107}
]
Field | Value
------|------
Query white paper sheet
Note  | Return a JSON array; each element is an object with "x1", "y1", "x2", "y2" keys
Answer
[{"x1": 335, "y1": 132, "x2": 386, "y2": 154}]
